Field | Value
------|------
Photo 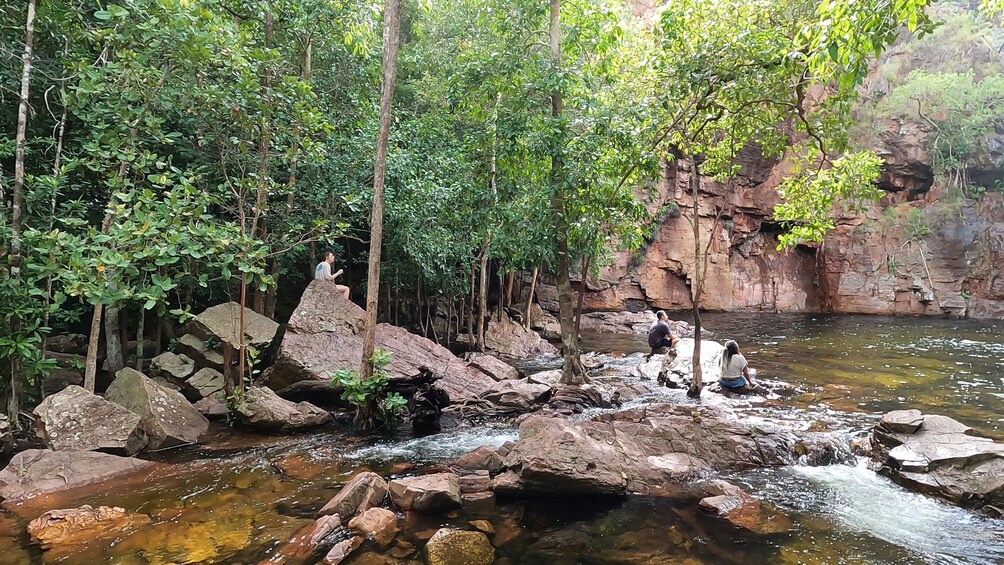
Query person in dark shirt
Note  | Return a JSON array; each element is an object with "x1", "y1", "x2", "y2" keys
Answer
[{"x1": 647, "y1": 311, "x2": 677, "y2": 357}]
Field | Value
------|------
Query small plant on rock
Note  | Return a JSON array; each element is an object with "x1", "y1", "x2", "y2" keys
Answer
[{"x1": 330, "y1": 349, "x2": 407, "y2": 430}]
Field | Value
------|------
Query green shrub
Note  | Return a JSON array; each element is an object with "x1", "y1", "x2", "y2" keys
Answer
[{"x1": 330, "y1": 349, "x2": 407, "y2": 429}]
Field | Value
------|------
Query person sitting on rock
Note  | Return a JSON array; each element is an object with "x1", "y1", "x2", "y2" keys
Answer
[
  {"x1": 647, "y1": 311, "x2": 678, "y2": 360},
  {"x1": 719, "y1": 340, "x2": 757, "y2": 392},
  {"x1": 314, "y1": 251, "x2": 350, "y2": 300}
]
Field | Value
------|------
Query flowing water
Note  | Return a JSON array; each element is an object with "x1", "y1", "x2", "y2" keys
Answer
[{"x1": 1, "y1": 314, "x2": 1002, "y2": 564}]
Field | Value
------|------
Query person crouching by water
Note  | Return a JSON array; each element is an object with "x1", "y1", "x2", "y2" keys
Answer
[
  {"x1": 314, "y1": 251, "x2": 350, "y2": 300},
  {"x1": 647, "y1": 310, "x2": 678, "y2": 359},
  {"x1": 720, "y1": 340, "x2": 757, "y2": 392}
]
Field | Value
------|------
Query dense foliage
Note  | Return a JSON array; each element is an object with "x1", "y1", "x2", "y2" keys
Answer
[{"x1": 1, "y1": 0, "x2": 935, "y2": 413}]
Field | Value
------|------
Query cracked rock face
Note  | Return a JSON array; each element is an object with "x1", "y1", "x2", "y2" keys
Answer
[
  {"x1": 871, "y1": 410, "x2": 1004, "y2": 510},
  {"x1": 0, "y1": 449, "x2": 155, "y2": 501},
  {"x1": 32, "y1": 385, "x2": 147, "y2": 455}
]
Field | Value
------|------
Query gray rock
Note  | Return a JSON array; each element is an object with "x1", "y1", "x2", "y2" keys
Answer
[
  {"x1": 502, "y1": 404, "x2": 814, "y2": 495},
  {"x1": 105, "y1": 368, "x2": 209, "y2": 450},
  {"x1": 464, "y1": 353, "x2": 519, "y2": 381},
  {"x1": 194, "y1": 394, "x2": 228, "y2": 420},
  {"x1": 190, "y1": 302, "x2": 280, "y2": 352},
  {"x1": 0, "y1": 449, "x2": 154, "y2": 501},
  {"x1": 236, "y1": 386, "x2": 331, "y2": 431},
  {"x1": 663, "y1": 338, "x2": 726, "y2": 385},
  {"x1": 174, "y1": 333, "x2": 225, "y2": 372},
  {"x1": 318, "y1": 471, "x2": 388, "y2": 519},
  {"x1": 880, "y1": 409, "x2": 925, "y2": 434},
  {"x1": 872, "y1": 410, "x2": 1004, "y2": 508},
  {"x1": 388, "y1": 473, "x2": 461, "y2": 512},
  {"x1": 33, "y1": 385, "x2": 147, "y2": 455},
  {"x1": 185, "y1": 368, "x2": 225, "y2": 400},
  {"x1": 148, "y1": 352, "x2": 195, "y2": 385}
]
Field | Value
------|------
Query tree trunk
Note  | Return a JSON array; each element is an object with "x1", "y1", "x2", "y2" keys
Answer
[
  {"x1": 359, "y1": 0, "x2": 402, "y2": 418},
  {"x1": 524, "y1": 266, "x2": 538, "y2": 329},
  {"x1": 84, "y1": 306, "x2": 102, "y2": 393},
  {"x1": 467, "y1": 265, "x2": 476, "y2": 346},
  {"x1": 251, "y1": 5, "x2": 276, "y2": 315},
  {"x1": 504, "y1": 272, "x2": 515, "y2": 310},
  {"x1": 7, "y1": 0, "x2": 37, "y2": 422},
  {"x1": 549, "y1": 0, "x2": 586, "y2": 385},
  {"x1": 687, "y1": 154, "x2": 703, "y2": 398},
  {"x1": 574, "y1": 255, "x2": 590, "y2": 338},
  {"x1": 104, "y1": 304, "x2": 124, "y2": 374},
  {"x1": 135, "y1": 307, "x2": 146, "y2": 371},
  {"x1": 475, "y1": 245, "x2": 489, "y2": 351}
]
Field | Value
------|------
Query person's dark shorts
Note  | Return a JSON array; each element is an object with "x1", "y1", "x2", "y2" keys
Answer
[{"x1": 652, "y1": 337, "x2": 672, "y2": 348}]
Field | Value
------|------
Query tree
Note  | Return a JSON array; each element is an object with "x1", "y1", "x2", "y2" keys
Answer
[
  {"x1": 650, "y1": 0, "x2": 933, "y2": 398},
  {"x1": 358, "y1": 0, "x2": 402, "y2": 425}
]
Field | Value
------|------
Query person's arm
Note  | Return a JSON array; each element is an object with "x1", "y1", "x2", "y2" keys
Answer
[{"x1": 332, "y1": 268, "x2": 343, "y2": 280}]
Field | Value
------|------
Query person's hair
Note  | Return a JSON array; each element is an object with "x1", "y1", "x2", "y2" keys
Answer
[
  {"x1": 656, "y1": 310, "x2": 667, "y2": 321},
  {"x1": 721, "y1": 340, "x2": 739, "y2": 371}
]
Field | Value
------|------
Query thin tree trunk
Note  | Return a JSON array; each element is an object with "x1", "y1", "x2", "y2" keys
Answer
[
  {"x1": 84, "y1": 306, "x2": 102, "y2": 392},
  {"x1": 467, "y1": 265, "x2": 476, "y2": 346},
  {"x1": 359, "y1": 0, "x2": 402, "y2": 407},
  {"x1": 574, "y1": 255, "x2": 591, "y2": 338},
  {"x1": 475, "y1": 245, "x2": 489, "y2": 351},
  {"x1": 687, "y1": 154, "x2": 703, "y2": 398},
  {"x1": 524, "y1": 266, "x2": 538, "y2": 329},
  {"x1": 238, "y1": 273, "x2": 248, "y2": 391},
  {"x1": 7, "y1": 0, "x2": 37, "y2": 423},
  {"x1": 252, "y1": 5, "x2": 275, "y2": 315},
  {"x1": 104, "y1": 304, "x2": 124, "y2": 374},
  {"x1": 549, "y1": 0, "x2": 586, "y2": 385},
  {"x1": 135, "y1": 307, "x2": 145, "y2": 371},
  {"x1": 504, "y1": 272, "x2": 515, "y2": 311}
]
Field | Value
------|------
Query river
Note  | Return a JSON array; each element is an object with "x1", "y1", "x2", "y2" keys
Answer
[{"x1": 1, "y1": 313, "x2": 1002, "y2": 564}]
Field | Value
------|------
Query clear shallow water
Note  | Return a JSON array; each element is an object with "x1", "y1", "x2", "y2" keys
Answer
[{"x1": 0, "y1": 313, "x2": 1001, "y2": 564}]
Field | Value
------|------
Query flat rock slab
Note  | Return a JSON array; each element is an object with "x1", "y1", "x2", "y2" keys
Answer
[
  {"x1": 699, "y1": 480, "x2": 791, "y2": 534},
  {"x1": 464, "y1": 353, "x2": 519, "y2": 381},
  {"x1": 872, "y1": 410, "x2": 1004, "y2": 509},
  {"x1": 148, "y1": 352, "x2": 195, "y2": 384},
  {"x1": 501, "y1": 404, "x2": 818, "y2": 495},
  {"x1": 28, "y1": 505, "x2": 151, "y2": 550},
  {"x1": 175, "y1": 333, "x2": 225, "y2": 372},
  {"x1": 105, "y1": 368, "x2": 209, "y2": 450},
  {"x1": 0, "y1": 450, "x2": 155, "y2": 502},
  {"x1": 388, "y1": 473, "x2": 461, "y2": 512},
  {"x1": 185, "y1": 368, "x2": 225, "y2": 400},
  {"x1": 33, "y1": 385, "x2": 147, "y2": 455}
]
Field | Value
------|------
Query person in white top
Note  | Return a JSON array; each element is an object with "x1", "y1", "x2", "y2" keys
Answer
[
  {"x1": 719, "y1": 339, "x2": 755, "y2": 391},
  {"x1": 314, "y1": 251, "x2": 350, "y2": 300}
]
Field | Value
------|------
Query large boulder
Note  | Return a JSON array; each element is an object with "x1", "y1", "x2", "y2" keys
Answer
[
  {"x1": 27, "y1": 505, "x2": 150, "y2": 551},
  {"x1": 264, "y1": 281, "x2": 495, "y2": 403},
  {"x1": 33, "y1": 385, "x2": 147, "y2": 455},
  {"x1": 501, "y1": 404, "x2": 813, "y2": 495},
  {"x1": 236, "y1": 386, "x2": 331, "y2": 431},
  {"x1": 0, "y1": 450, "x2": 155, "y2": 501},
  {"x1": 478, "y1": 380, "x2": 552, "y2": 414},
  {"x1": 318, "y1": 471, "x2": 388, "y2": 519},
  {"x1": 424, "y1": 528, "x2": 494, "y2": 565},
  {"x1": 388, "y1": 473, "x2": 462, "y2": 512},
  {"x1": 104, "y1": 368, "x2": 209, "y2": 450},
  {"x1": 871, "y1": 410, "x2": 1004, "y2": 510},
  {"x1": 662, "y1": 338, "x2": 726, "y2": 386},
  {"x1": 347, "y1": 507, "x2": 398, "y2": 547},
  {"x1": 189, "y1": 301, "x2": 281, "y2": 353},
  {"x1": 464, "y1": 353, "x2": 518, "y2": 381},
  {"x1": 484, "y1": 311, "x2": 557, "y2": 358}
]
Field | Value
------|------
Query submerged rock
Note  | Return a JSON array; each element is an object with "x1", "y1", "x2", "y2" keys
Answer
[
  {"x1": 33, "y1": 385, "x2": 147, "y2": 455},
  {"x1": 698, "y1": 480, "x2": 791, "y2": 534},
  {"x1": 388, "y1": 473, "x2": 461, "y2": 512},
  {"x1": 871, "y1": 410, "x2": 1004, "y2": 510},
  {"x1": 0, "y1": 449, "x2": 155, "y2": 501},
  {"x1": 319, "y1": 471, "x2": 389, "y2": 519},
  {"x1": 424, "y1": 528, "x2": 494, "y2": 565},
  {"x1": 27, "y1": 505, "x2": 151, "y2": 551},
  {"x1": 104, "y1": 368, "x2": 209, "y2": 450},
  {"x1": 262, "y1": 514, "x2": 344, "y2": 564},
  {"x1": 236, "y1": 386, "x2": 331, "y2": 431},
  {"x1": 264, "y1": 281, "x2": 495, "y2": 404},
  {"x1": 501, "y1": 404, "x2": 820, "y2": 495}
]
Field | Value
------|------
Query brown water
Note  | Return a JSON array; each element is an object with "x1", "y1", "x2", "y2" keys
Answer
[{"x1": 1, "y1": 314, "x2": 1002, "y2": 564}]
